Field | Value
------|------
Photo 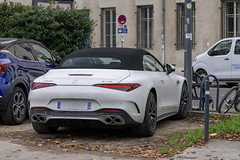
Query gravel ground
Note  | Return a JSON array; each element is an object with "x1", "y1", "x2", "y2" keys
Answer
[{"x1": 0, "y1": 116, "x2": 203, "y2": 159}]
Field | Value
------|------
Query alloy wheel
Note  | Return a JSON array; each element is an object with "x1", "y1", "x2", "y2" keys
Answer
[{"x1": 12, "y1": 92, "x2": 26, "y2": 121}]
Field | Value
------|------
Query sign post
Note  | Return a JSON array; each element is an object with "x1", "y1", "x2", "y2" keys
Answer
[
  {"x1": 121, "y1": 34, "x2": 124, "y2": 48},
  {"x1": 117, "y1": 15, "x2": 127, "y2": 48},
  {"x1": 184, "y1": 0, "x2": 192, "y2": 110}
]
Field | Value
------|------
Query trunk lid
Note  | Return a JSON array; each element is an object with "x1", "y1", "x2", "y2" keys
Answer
[{"x1": 38, "y1": 69, "x2": 130, "y2": 85}]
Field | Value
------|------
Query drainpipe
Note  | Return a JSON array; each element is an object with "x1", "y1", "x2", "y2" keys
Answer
[{"x1": 162, "y1": 0, "x2": 165, "y2": 65}]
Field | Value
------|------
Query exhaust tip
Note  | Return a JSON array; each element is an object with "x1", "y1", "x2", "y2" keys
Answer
[
  {"x1": 31, "y1": 115, "x2": 46, "y2": 123},
  {"x1": 39, "y1": 115, "x2": 46, "y2": 123},
  {"x1": 32, "y1": 115, "x2": 38, "y2": 122},
  {"x1": 105, "y1": 117, "x2": 113, "y2": 124},
  {"x1": 114, "y1": 116, "x2": 124, "y2": 125},
  {"x1": 104, "y1": 116, "x2": 124, "y2": 125}
]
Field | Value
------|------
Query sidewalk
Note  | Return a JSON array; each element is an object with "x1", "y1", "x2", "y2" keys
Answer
[
  {"x1": 169, "y1": 139, "x2": 240, "y2": 160},
  {"x1": 0, "y1": 139, "x2": 137, "y2": 160},
  {"x1": 1, "y1": 138, "x2": 240, "y2": 160}
]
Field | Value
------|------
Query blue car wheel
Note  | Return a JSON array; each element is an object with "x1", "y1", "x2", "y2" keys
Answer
[{"x1": 2, "y1": 87, "x2": 27, "y2": 124}]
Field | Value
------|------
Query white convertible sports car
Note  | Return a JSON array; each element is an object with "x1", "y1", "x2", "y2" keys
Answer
[{"x1": 28, "y1": 48, "x2": 189, "y2": 137}]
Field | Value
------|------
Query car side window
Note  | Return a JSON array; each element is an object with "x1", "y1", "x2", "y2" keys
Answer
[
  {"x1": 30, "y1": 43, "x2": 54, "y2": 64},
  {"x1": 6, "y1": 45, "x2": 15, "y2": 55},
  {"x1": 208, "y1": 40, "x2": 232, "y2": 56},
  {"x1": 143, "y1": 55, "x2": 164, "y2": 72},
  {"x1": 14, "y1": 43, "x2": 35, "y2": 61},
  {"x1": 234, "y1": 40, "x2": 240, "y2": 55}
]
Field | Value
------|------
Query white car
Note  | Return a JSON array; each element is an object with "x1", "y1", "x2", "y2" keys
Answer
[
  {"x1": 193, "y1": 37, "x2": 240, "y2": 86},
  {"x1": 28, "y1": 48, "x2": 189, "y2": 137}
]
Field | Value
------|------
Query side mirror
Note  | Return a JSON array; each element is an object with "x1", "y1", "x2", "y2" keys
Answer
[
  {"x1": 166, "y1": 64, "x2": 175, "y2": 75},
  {"x1": 55, "y1": 56, "x2": 62, "y2": 64},
  {"x1": 208, "y1": 49, "x2": 215, "y2": 56}
]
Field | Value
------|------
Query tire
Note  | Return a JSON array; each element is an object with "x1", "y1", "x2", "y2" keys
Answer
[
  {"x1": 2, "y1": 87, "x2": 27, "y2": 125},
  {"x1": 234, "y1": 90, "x2": 240, "y2": 112},
  {"x1": 218, "y1": 86, "x2": 238, "y2": 113},
  {"x1": 132, "y1": 92, "x2": 157, "y2": 137},
  {"x1": 32, "y1": 122, "x2": 59, "y2": 134},
  {"x1": 194, "y1": 70, "x2": 207, "y2": 83},
  {"x1": 175, "y1": 83, "x2": 189, "y2": 119}
]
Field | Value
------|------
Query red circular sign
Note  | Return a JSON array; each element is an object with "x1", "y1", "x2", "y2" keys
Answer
[{"x1": 118, "y1": 15, "x2": 127, "y2": 24}]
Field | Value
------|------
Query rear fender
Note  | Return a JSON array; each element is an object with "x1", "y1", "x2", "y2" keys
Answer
[{"x1": 0, "y1": 79, "x2": 28, "y2": 110}]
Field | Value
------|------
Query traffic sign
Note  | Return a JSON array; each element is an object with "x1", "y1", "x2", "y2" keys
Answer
[
  {"x1": 118, "y1": 15, "x2": 127, "y2": 24},
  {"x1": 118, "y1": 28, "x2": 128, "y2": 34}
]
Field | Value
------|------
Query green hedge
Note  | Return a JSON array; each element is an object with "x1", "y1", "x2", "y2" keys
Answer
[{"x1": 0, "y1": 2, "x2": 94, "y2": 57}]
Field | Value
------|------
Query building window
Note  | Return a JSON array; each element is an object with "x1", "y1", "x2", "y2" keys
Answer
[
  {"x1": 137, "y1": 6, "x2": 154, "y2": 49},
  {"x1": 222, "y1": 1, "x2": 240, "y2": 38},
  {"x1": 101, "y1": 8, "x2": 116, "y2": 48},
  {"x1": 176, "y1": 3, "x2": 196, "y2": 50},
  {"x1": 33, "y1": 0, "x2": 74, "y2": 9}
]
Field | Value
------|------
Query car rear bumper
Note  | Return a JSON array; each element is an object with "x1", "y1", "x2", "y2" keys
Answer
[
  {"x1": 30, "y1": 108, "x2": 141, "y2": 127},
  {"x1": 29, "y1": 85, "x2": 149, "y2": 123}
]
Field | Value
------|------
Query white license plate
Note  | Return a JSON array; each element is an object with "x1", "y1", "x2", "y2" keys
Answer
[{"x1": 55, "y1": 100, "x2": 93, "y2": 111}]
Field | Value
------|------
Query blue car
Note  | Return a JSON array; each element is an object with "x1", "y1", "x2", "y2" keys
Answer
[{"x1": 0, "y1": 38, "x2": 61, "y2": 124}]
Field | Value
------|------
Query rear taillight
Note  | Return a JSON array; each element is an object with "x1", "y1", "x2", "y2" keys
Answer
[
  {"x1": 31, "y1": 82, "x2": 56, "y2": 90},
  {"x1": 104, "y1": 109, "x2": 122, "y2": 112},
  {"x1": 93, "y1": 83, "x2": 141, "y2": 92},
  {"x1": 0, "y1": 63, "x2": 9, "y2": 75}
]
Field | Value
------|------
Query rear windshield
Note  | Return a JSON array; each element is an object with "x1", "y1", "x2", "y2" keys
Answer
[{"x1": 60, "y1": 57, "x2": 122, "y2": 69}]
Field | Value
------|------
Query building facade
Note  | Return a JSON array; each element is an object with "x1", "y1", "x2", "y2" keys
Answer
[
  {"x1": 1, "y1": 0, "x2": 239, "y2": 68},
  {"x1": 76, "y1": 0, "x2": 223, "y2": 67}
]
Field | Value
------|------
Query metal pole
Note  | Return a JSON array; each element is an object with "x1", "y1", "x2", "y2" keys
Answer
[
  {"x1": 121, "y1": 34, "x2": 124, "y2": 48},
  {"x1": 184, "y1": 0, "x2": 192, "y2": 110},
  {"x1": 204, "y1": 80, "x2": 210, "y2": 143}
]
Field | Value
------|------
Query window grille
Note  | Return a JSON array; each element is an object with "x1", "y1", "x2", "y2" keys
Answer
[
  {"x1": 101, "y1": 8, "x2": 116, "y2": 48},
  {"x1": 137, "y1": 6, "x2": 154, "y2": 49},
  {"x1": 33, "y1": 0, "x2": 74, "y2": 9},
  {"x1": 222, "y1": 1, "x2": 240, "y2": 38}
]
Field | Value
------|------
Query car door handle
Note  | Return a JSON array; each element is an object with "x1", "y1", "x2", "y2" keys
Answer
[{"x1": 224, "y1": 58, "x2": 230, "y2": 60}]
